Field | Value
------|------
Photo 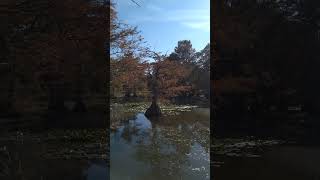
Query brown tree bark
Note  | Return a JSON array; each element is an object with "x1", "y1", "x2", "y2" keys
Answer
[{"x1": 145, "y1": 53, "x2": 162, "y2": 118}]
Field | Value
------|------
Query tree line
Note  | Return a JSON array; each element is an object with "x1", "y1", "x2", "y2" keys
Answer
[
  {"x1": 213, "y1": 0, "x2": 320, "y2": 138},
  {"x1": 0, "y1": 0, "x2": 209, "y2": 118},
  {"x1": 110, "y1": 2, "x2": 210, "y2": 104},
  {"x1": 0, "y1": 0, "x2": 108, "y2": 117}
]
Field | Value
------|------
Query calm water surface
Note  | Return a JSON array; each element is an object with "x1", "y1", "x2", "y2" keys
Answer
[
  {"x1": 0, "y1": 129, "x2": 108, "y2": 180},
  {"x1": 110, "y1": 108, "x2": 210, "y2": 180},
  {"x1": 214, "y1": 144, "x2": 320, "y2": 180}
]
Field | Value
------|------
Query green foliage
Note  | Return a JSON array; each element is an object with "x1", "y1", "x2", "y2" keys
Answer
[{"x1": 168, "y1": 40, "x2": 197, "y2": 64}]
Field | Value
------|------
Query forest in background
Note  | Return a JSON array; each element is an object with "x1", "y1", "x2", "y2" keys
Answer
[
  {"x1": 110, "y1": 2, "x2": 210, "y2": 105},
  {"x1": 0, "y1": 1, "x2": 108, "y2": 127},
  {"x1": 213, "y1": 0, "x2": 320, "y2": 141},
  {"x1": 0, "y1": 0, "x2": 210, "y2": 123}
]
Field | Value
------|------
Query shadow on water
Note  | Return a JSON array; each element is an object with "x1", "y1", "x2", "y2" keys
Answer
[
  {"x1": 214, "y1": 145, "x2": 320, "y2": 180},
  {"x1": 0, "y1": 129, "x2": 108, "y2": 180},
  {"x1": 110, "y1": 108, "x2": 210, "y2": 180},
  {"x1": 0, "y1": 103, "x2": 108, "y2": 179}
]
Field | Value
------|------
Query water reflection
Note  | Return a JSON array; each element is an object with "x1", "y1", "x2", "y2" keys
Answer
[
  {"x1": 85, "y1": 160, "x2": 108, "y2": 180},
  {"x1": 111, "y1": 109, "x2": 210, "y2": 180}
]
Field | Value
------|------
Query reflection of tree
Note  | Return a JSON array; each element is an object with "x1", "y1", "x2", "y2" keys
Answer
[
  {"x1": 133, "y1": 117, "x2": 203, "y2": 179},
  {"x1": 121, "y1": 120, "x2": 140, "y2": 144},
  {"x1": 112, "y1": 110, "x2": 210, "y2": 179},
  {"x1": 110, "y1": 104, "x2": 136, "y2": 126},
  {"x1": 159, "y1": 112, "x2": 210, "y2": 152}
]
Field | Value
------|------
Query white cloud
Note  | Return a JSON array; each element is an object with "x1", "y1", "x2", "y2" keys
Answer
[
  {"x1": 146, "y1": 4, "x2": 163, "y2": 12},
  {"x1": 129, "y1": 8, "x2": 209, "y2": 31},
  {"x1": 115, "y1": 0, "x2": 210, "y2": 32},
  {"x1": 182, "y1": 22, "x2": 210, "y2": 32}
]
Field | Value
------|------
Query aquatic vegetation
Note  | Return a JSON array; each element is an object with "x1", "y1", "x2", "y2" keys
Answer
[
  {"x1": 0, "y1": 128, "x2": 108, "y2": 179},
  {"x1": 212, "y1": 137, "x2": 284, "y2": 168},
  {"x1": 111, "y1": 102, "x2": 198, "y2": 115},
  {"x1": 0, "y1": 129, "x2": 107, "y2": 161},
  {"x1": 110, "y1": 102, "x2": 201, "y2": 129}
]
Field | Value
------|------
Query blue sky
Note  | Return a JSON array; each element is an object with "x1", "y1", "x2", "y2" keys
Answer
[{"x1": 114, "y1": 0, "x2": 210, "y2": 54}]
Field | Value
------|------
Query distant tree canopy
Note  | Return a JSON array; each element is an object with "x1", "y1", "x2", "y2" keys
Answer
[
  {"x1": 110, "y1": 2, "x2": 147, "y2": 58},
  {"x1": 213, "y1": 0, "x2": 319, "y2": 98},
  {"x1": 0, "y1": 0, "x2": 108, "y2": 114},
  {"x1": 168, "y1": 40, "x2": 196, "y2": 64},
  {"x1": 110, "y1": 2, "x2": 210, "y2": 102},
  {"x1": 111, "y1": 37, "x2": 210, "y2": 101},
  {"x1": 110, "y1": 1, "x2": 149, "y2": 98},
  {"x1": 111, "y1": 53, "x2": 148, "y2": 97},
  {"x1": 213, "y1": 0, "x2": 320, "y2": 136}
]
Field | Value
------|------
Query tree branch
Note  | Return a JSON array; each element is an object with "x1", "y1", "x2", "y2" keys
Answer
[{"x1": 130, "y1": 0, "x2": 141, "y2": 7}]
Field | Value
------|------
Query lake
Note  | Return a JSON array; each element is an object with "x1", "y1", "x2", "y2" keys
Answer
[
  {"x1": 0, "y1": 129, "x2": 108, "y2": 180},
  {"x1": 110, "y1": 106, "x2": 210, "y2": 180},
  {"x1": 213, "y1": 142, "x2": 320, "y2": 180}
]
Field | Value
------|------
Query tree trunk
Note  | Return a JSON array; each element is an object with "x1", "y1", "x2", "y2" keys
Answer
[
  {"x1": 145, "y1": 96, "x2": 161, "y2": 118},
  {"x1": 145, "y1": 64, "x2": 161, "y2": 118}
]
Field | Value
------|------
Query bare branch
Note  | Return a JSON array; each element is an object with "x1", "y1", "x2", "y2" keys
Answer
[{"x1": 130, "y1": 0, "x2": 141, "y2": 7}]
